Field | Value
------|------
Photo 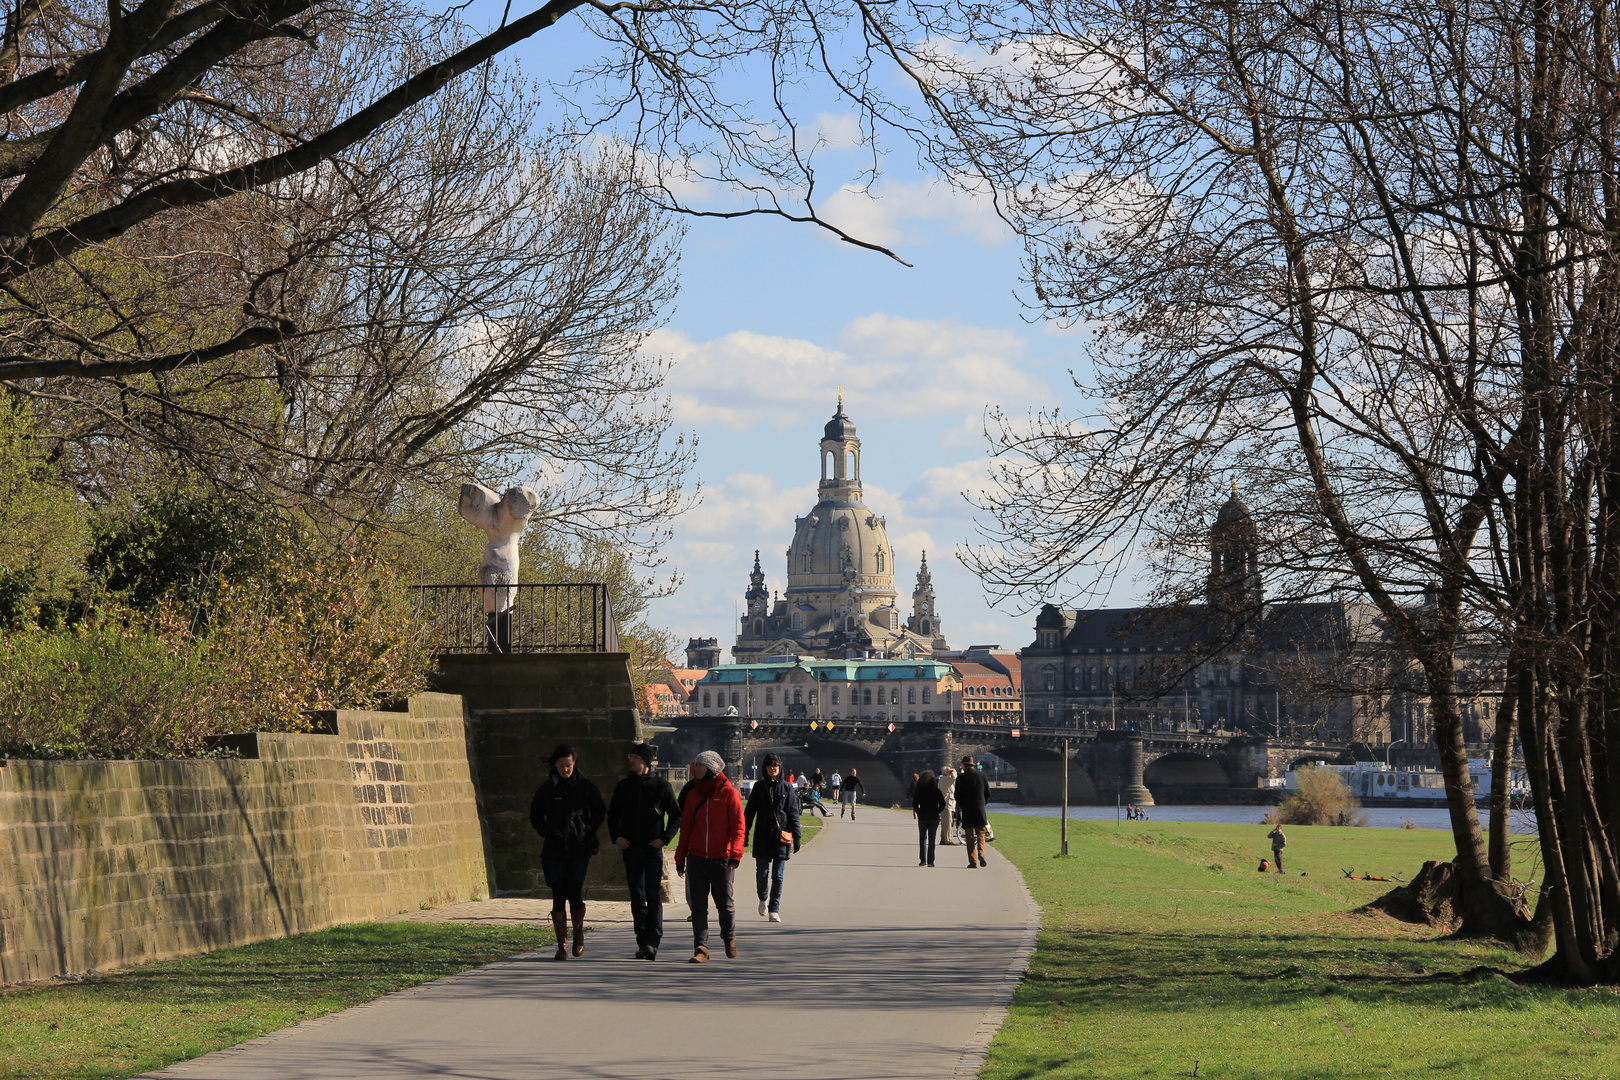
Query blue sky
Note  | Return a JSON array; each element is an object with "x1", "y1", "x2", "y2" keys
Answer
[{"x1": 478, "y1": 10, "x2": 1097, "y2": 655}]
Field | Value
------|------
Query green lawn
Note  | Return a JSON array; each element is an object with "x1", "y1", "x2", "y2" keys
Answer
[
  {"x1": 985, "y1": 814, "x2": 1620, "y2": 1080},
  {"x1": 0, "y1": 922, "x2": 546, "y2": 1080}
]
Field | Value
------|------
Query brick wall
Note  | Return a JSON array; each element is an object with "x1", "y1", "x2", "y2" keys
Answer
[{"x1": 0, "y1": 693, "x2": 488, "y2": 985}]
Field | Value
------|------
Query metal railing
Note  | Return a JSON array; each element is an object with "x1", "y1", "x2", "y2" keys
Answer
[{"x1": 413, "y1": 583, "x2": 618, "y2": 654}]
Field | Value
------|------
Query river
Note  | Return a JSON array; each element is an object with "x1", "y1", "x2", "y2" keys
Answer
[{"x1": 990, "y1": 802, "x2": 1539, "y2": 831}]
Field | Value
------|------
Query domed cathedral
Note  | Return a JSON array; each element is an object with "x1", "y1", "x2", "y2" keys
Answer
[{"x1": 733, "y1": 398, "x2": 952, "y2": 662}]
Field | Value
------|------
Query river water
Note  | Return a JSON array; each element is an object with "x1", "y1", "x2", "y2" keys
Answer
[{"x1": 990, "y1": 802, "x2": 1537, "y2": 831}]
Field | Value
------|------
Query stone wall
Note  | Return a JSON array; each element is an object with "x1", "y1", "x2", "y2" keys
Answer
[
  {"x1": 431, "y1": 653, "x2": 640, "y2": 900},
  {"x1": 0, "y1": 694, "x2": 488, "y2": 985}
]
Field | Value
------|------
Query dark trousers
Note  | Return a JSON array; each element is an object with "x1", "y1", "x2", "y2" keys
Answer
[
  {"x1": 755, "y1": 855, "x2": 787, "y2": 911},
  {"x1": 917, "y1": 815, "x2": 939, "y2": 865},
  {"x1": 686, "y1": 856, "x2": 735, "y2": 948},
  {"x1": 622, "y1": 846, "x2": 665, "y2": 950},
  {"x1": 1273, "y1": 848, "x2": 1285, "y2": 872}
]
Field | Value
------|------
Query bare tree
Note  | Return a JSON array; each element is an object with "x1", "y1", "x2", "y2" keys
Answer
[
  {"x1": 925, "y1": 0, "x2": 1553, "y2": 945},
  {"x1": 21, "y1": 28, "x2": 694, "y2": 553}
]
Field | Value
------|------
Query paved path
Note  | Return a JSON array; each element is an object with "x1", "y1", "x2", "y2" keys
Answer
[{"x1": 142, "y1": 807, "x2": 1037, "y2": 1080}]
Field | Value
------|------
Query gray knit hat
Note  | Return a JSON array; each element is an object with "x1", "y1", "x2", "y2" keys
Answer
[{"x1": 693, "y1": 750, "x2": 725, "y2": 776}]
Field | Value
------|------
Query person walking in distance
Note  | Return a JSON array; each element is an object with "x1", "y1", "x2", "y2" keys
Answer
[
  {"x1": 912, "y1": 770, "x2": 946, "y2": 867},
  {"x1": 744, "y1": 753, "x2": 802, "y2": 922},
  {"x1": 939, "y1": 766, "x2": 959, "y2": 846},
  {"x1": 840, "y1": 769, "x2": 866, "y2": 818},
  {"x1": 529, "y1": 744, "x2": 606, "y2": 959},
  {"x1": 606, "y1": 742, "x2": 680, "y2": 961},
  {"x1": 1268, "y1": 824, "x2": 1287, "y2": 873},
  {"x1": 830, "y1": 770, "x2": 842, "y2": 803},
  {"x1": 675, "y1": 751, "x2": 745, "y2": 963},
  {"x1": 954, "y1": 756, "x2": 991, "y2": 868}
]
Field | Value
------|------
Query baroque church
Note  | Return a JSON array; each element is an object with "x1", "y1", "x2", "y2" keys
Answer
[{"x1": 731, "y1": 399, "x2": 951, "y2": 662}]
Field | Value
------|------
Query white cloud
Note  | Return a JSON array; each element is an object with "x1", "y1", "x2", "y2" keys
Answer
[
  {"x1": 819, "y1": 177, "x2": 1010, "y2": 248},
  {"x1": 654, "y1": 315, "x2": 1050, "y2": 432},
  {"x1": 901, "y1": 460, "x2": 997, "y2": 521},
  {"x1": 814, "y1": 112, "x2": 865, "y2": 150}
]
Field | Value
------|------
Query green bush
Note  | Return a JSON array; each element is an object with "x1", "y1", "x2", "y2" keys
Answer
[{"x1": 0, "y1": 627, "x2": 224, "y2": 758}]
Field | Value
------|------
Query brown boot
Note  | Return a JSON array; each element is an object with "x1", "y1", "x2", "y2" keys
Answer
[
  {"x1": 551, "y1": 912, "x2": 568, "y2": 960},
  {"x1": 570, "y1": 905, "x2": 586, "y2": 957},
  {"x1": 724, "y1": 937, "x2": 739, "y2": 959}
]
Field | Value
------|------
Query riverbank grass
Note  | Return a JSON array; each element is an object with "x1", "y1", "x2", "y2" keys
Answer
[
  {"x1": 986, "y1": 815, "x2": 1617, "y2": 1080},
  {"x1": 0, "y1": 922, "x2": 546, "y2": 1080}
]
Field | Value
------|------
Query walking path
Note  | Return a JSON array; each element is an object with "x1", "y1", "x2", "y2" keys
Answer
[{"x1": 140, "y1": 807, "x2": 1037, "y2": 1080}]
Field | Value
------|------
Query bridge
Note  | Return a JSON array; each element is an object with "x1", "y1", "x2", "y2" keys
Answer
[{"x1": 655, "y1": 716, "x2": 1353, "y2": 806}]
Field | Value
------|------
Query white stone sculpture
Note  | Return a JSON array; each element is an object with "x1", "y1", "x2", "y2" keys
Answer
[{"x1": 458, "y1": 482, "x2": 540, "y2": 615}]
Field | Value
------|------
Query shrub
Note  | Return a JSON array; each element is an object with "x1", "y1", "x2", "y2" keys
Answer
[
  {"x1": 0, "y1": 535, "x2": 432, "y2": 759},
  {"x1": 1263, "y1": 766, "x2": 1368, "y2": 826}
]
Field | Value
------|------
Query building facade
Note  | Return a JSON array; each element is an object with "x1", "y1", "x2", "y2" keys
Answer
[
  {"x1": 940, "y1": 647, "x2": 1023, "y2": 725},
  {"x1": 731, "y1": 399, "x2": 951, "y2": 662},
  {"x1": 1020, "y1": 492, "x2": 1502, "y2": 749},
  {"x1": 691, "y1": 658, "x2": 961, "y2": 722}
]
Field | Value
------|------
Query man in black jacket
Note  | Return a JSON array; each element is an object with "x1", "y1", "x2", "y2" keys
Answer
[
  {"x1": 840, "y1": 769, "x2": 866, "y2": 818},
  {"x1": 607, "y1": 742, "x2": 681, "y2": 960},
  {"x1": 953, "y1": 756, "x2": 991, "y2": 868}
]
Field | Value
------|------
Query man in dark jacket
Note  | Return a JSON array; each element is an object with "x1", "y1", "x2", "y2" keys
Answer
[
  {"x1": 529, "y1": 744, "x2": 607, "y2": 959},
  {"x1": 953, "y1": 756, "x2": 991, "y2": 869},
  {"x1": 607, "y1": 742, "x2": 681, "y2": 960},
  {"x1": 840, "y1": 768, "x2": 866, "y2": 818},
  {"x1": 744, "y1": 753, "x2": 802, "y2": 922}
]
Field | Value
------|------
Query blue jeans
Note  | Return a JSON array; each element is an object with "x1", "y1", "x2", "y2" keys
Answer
[
  {"x1": 917, "y1": 815, "x2": 939, "y2": 865},
  {"x1": 622, "y1": 846, "x2": 665, "y2": 950},
  {"x1": 755, "y1": 855, "x2": 787, "y2": 911}
]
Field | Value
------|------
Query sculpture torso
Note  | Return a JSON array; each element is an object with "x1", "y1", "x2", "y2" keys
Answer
[{"x1": 458, "y1": 482, "x2": 540, "y2": 612}]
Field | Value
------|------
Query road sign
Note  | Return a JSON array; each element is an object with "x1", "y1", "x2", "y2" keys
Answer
[
  {"x1": 888, "y1": 723, "x2": 895, "y2": 732},
  {"x1": 1011, "y1": 728, "x2": 1021, "y2": 737},
  {"x1": 809, "y1": 721, "x2": 819, "y2": 731},
  {"x1": 749, "y1": 720, "x2": 758, "y2": 730},
  {"x1": 826, "y1": 722, "x2": 835, "y2": 731}
]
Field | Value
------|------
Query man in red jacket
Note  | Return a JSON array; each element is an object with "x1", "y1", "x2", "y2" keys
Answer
[{"x1": 675, "y1": 750, "x2": 746, "y2": 963}]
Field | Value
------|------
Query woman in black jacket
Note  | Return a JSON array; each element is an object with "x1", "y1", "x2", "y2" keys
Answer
[
  {"x1": 530, "y1": 743, "x2": 606, "y2": 959},
  {"x1": 743, "y1": 754, "x2": 802, "y2": 922},
  {"x1": 911, "y1": 770, "x2": 946, "y2": 867}
]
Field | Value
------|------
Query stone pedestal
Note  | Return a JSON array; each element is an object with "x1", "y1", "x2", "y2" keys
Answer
[
  {"x1": 432, "y1": 653, "x2": 641, "y2": 900},
  {"x1": 1094, "y1": 729, "x2": 1155, "y2": 806}
]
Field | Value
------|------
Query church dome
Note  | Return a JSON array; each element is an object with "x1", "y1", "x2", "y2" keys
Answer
[
  {"x1": 1215, "y1": 492, "x2": 1252, "y2": 526},
  {"x1": 786, "y1": 500, "x2": 894, "y2": 586}
]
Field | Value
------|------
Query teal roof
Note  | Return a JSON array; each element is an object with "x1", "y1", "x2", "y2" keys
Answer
[{"x1": 701, "y1": 659, "x2": 954, "y2": 684}]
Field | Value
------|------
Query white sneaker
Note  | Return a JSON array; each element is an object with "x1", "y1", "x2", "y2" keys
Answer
[
  {"x1": 758, "y1": 899, "x2": 768, "y2": 917},
  {"x1": 768, "y1": 911, "x2": 782, "y2": 923}
]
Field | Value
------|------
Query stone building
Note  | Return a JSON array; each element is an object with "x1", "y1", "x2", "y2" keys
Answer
[
  {"x1": 690, "y1": 658, "x2": 961, "y2": 722},
  {"x1": 1020, "y1": 491, "x2": 1501, "y2": 748},
  {"x1": 731, "y1": 398, "x2": 951, "y2": 662},
  {"x1": 940, "y1": 647, "x2": 1023, "y2": 725}
]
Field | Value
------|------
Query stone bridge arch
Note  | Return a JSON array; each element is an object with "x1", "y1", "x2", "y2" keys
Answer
[{"x1": 1143, "y1": 751, "x2": 1232, "y2": 803}]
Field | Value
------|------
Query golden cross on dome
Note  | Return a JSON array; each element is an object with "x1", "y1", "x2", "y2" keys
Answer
[{"x1": 838, "y1": 385, "x2": 843, "y2": 404}]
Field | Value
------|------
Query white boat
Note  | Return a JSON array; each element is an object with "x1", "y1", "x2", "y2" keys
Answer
[{"x1": 1284, "y1": 759, "x2": 1530, "y2": 803}]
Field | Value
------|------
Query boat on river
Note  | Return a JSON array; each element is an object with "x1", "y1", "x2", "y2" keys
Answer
[{"x1": 1285, "y1": 758, "x2": 1529, "y2": 807}]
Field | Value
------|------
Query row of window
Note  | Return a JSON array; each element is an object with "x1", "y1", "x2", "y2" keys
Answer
[
  {"x1": 1038, "y1": 664, "x2": 1241, "y2": 691},
  {"x1": 701, "y1": 685, "x2": 934, "y2": 708},
  {"x1": 965, "y1": 684, "x2": 1013, "y2": 697}
]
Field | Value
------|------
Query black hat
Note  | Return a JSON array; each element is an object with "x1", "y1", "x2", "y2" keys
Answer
[
  {"x1": 629, "y1": 742, "x2": 656, "y2": 765},
  {"x1": 763, "y1": 752, "x2": 782, "y2": 768}
]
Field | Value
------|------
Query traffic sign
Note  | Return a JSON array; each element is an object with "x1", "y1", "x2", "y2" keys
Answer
[
  {"x1": 749, "y1": 720, "x2": 758, "y2": 730},
  {"x1": 1011, "y1": 728, "x2": 1021, "y2": 737},
  {"x1": 826, "y1": 722, "x2": 835, "y2": 731},
  {"x1": 888, "y1": 723, "x2": 895, "y2": 732},
  {"x1": 809, "y1": 721, "x2": 819, "y2": 731}
]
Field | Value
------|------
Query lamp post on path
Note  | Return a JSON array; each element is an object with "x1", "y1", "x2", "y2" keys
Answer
[{"x1": 1060, "y1": 736, "x2": 1070, "y2": 856}]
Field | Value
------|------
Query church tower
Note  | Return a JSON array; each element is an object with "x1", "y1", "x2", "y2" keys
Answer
[
  {"x1": 1208, "y1": 484, "x2": 1263, "y2": 621},
  {"x1": 819, "y1": 395, "x2": 861, "y2": 499},
  {"x1": 909, "y1": 551, "x2": 940, "y2": 638}
]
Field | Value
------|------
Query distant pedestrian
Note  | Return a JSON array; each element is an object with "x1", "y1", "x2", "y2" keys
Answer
[
  {"x1": 744, "y1": 753, "x2": 802, "y2": 922},
  {"x1": 607, "y1": 742, "x2": 681, "y2": 961},
  {"x1": 810, "y1": 768, "x2": 825, "y2": 793},
  {"x1": 675, "y1": 751, "x2": 745, "y2": 963},
  {"x1": 939, "y1": 766, "x2": 959, "y2": 846},
  {"x1": 912, "y1": 770, "x2": 946, "y2": 867},
  {"x1": 529, "y1": 743, "x2": 606, "y2": 960},
  {"x1": 840, "y1": 769, "x2": 866, "y2": 818},
  {"x1": 830, "y1": 770, "x2": 842, "y2": 801},
  {"x1": 954, "y1": 756, "x2": 990, "y2": 869},
  {"x1": 1268, "y1": 825, "x2": 1287, "y2": 873}
]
